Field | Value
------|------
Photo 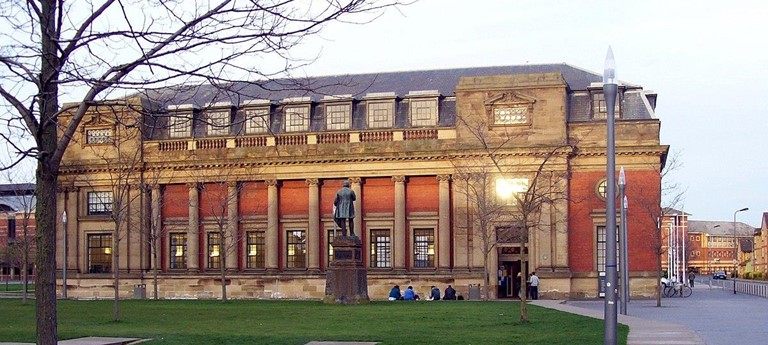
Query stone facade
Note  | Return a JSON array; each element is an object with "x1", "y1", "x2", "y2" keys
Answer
[{"x1": 55, "y1": 64, "x2": 668, "y2": 300}]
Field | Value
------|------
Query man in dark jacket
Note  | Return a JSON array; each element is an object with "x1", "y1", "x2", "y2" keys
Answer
[
  {"x1": 430, "y1": 286, "x2": 441, "y2": 300},
  {"x1": 443, "y1": 285, "x2": 457, "y2": 300},
  {"x1": 334, "y1": 180, "x2": 356, "y2": 236}
]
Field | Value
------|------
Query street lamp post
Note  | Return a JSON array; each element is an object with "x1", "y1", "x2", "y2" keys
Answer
[
  {"x1": 618, "y1": 167, "x2": 628, "y2": 315},
  {"x1": 733, "y1": 207, "x2": 748, "y2": 294},
  {"x1": 62, "y1": 211, "x2": 68, "y2": 299},
  {"x1": 709, "y1": 225, "x2": 720, "y2": 275},
  {"x1": 602, "y1": 46, "x2": 619, "y2": 345}
]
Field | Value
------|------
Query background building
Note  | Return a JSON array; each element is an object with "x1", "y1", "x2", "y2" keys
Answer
[
  {"x1": 55, "y1": 64, "x2": 667, "y2": 299},
  {"x1": 683, "y1": 219, "x2": 756, "y2": 276},
  {"x1": 0, "y1": 183, "x2": 36, "y2": 280}
]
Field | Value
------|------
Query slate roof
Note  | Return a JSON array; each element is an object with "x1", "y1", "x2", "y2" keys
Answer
[
  {"x1": 687, "y1": 220, "x2": 757, "y2": 237},
  {"x1": 0, "y1": 183, "x2": 35, "y2": 212}
]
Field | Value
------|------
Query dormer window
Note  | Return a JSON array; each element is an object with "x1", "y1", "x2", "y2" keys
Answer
[
  {"x1": 365, "y1": 92, "x2": 396, "y2": 129},
  {"x1": 206, "y1": 110, "x2": 230, "y2": 136},
  {"x1": 322, "y1": 95, "x2": 353, "y2": 131},
  {"x1": 245, "y1": 108, "x2": 270, "y2": 134},
  {"x1": 284, "y1": 105, "x2": 310, "y2": 132},
  {"x1": 408, "y1": 90, "x2": 440, "y2": 127},
  {"x1": 591, "y1": 92, "x2": 621, "y2": 120},
  {"x1": 167, "y1": 104, "x2": 198, "y2": 138}
]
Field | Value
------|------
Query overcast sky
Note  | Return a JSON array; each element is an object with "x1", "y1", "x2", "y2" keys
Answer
[{"x1": 285, "y1": 0, "x2": 767, "y2": 227}]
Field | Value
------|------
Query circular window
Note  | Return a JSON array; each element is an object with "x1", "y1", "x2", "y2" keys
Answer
[{"x1": 595, "y1": 179, "x2": 619, "y2": 200}]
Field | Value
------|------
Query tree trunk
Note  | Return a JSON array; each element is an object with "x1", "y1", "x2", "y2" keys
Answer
[
  {"x1": 220, "y1": 229, "x2": 227, "y2": 302},
  {"x1": 520, "y1": 249, "x2": 528, "y2": 322},
  {"x1": 23, "y1": 230, "x2": 29, "y2": 304},
  {"x1": 153, "y1": 240, "x2": 160, "y2": 300},
  {"x1": 113, "y1": 229, "x2": 120, "y2": 321}
]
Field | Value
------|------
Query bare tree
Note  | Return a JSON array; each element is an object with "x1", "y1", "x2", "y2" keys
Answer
[
  {"x1": 1, "y1": 1, "x2": 402, "y2": 341},
  {"x1": 0, "y1": 177, "x2": 36, "y2": 304},
  {"x1": 454, "y1": 112, "x2": 574, "y2": 321},
  {"x1": 628, "y1": 152, "x2": 684, "y2": 307}
]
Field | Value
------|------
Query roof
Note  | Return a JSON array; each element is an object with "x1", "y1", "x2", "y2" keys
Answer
[
  {"x1": 145, "y1": 64, "x2": 620, "y2": 107},
  {"x1": 662, "y1": 207, "x2": 691, "y2": 216},
  {"x1": 0, "y1": 183, "x2": 36, "y2": 213},
  {"x1": 687, "y1": 220, "x2": 757, "y2": 237}
]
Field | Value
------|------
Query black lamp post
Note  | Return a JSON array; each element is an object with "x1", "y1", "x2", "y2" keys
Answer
[
  {"x1": 602, "y1": 46, "x2": 618, "y2": 345},
  {"x1": 618, "y1": 167, "x2": 628, "y2": 315},
  {"x1": 733, "y1": 207, "x2": 748, "y2": 294}
]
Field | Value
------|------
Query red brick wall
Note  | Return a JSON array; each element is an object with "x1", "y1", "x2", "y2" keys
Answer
[
  {"x1": 321, "y1": 179, "x2": 346, "y2": 215},
  {"x1": 199, "y1": 183, "x2": 228, "y2": 218},
  {"x1": 279, "y1": 180, "x2": 308, "y2": 217},
  {"x1": 162, "y1": 184, "x2": 189, "y2": 218},
  {"x1": 405, "y1": 176, "x2": 438, "y2": 213},
  {"x1": 569, "y1": 170, "x2": 661, "y2": 273},
  {"x1": 362, "y1": 177, "x2": 394, "y2": 213},
  {"x1": 239, "y1": 182, "x2": 268, "y2": 216}
]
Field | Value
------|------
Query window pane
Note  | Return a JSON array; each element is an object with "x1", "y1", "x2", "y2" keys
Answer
[
  {"x1": 86, "y1": 128, "x2": 113, "y2": 144},
  {"x1": 207, "y1": 232, "x2": 221, "y2": 269},
  {"x1": 370, "y1": 229, "x2": 391, "y2": 268},
  {"x1": 592, "y1": 92, "x2": 620, "y2": 120},
  {"x1": 87, "y1": 233, "x2": 112, "y2": 273},
  {"x1": 207, "y1": 111, "x2": 230, "y2": 136},
  {"x1": 413, "y1": 228, "x2": 435, "y2": 268},
  {"x1": 367, "y1": 101, "x2": 394, "y2": 128},
  {"x1": 247, "y1": 231, "x2": 265, "y2": 269},
  {"x1": 245, "y1": 109, "x2": 270, "y2": 134},
  {"x1": 326, "y1": 104, "x2": 351, "y2": 130},
  {"x1": 596, "y1": 226, "x2": 619, "y2": 272},
  {"x1": 285, "y1": 106, "x2": 309, "y2": 132},
  {"x1": 170, "y1": 233, "x2": 187, "y2": 269},
  {"x1": 87, "y1": 191, "x2": 113, "y2": 215},
  {"x1": 286, "y1": 230, "x2": 306, "y2": 268},
  {"x1": 328, "y1": 229, "x2": 335, "y2": 268},
  {"x1": 410, "y1": 99, "x2": 438, "y2": 127},
  {"x1": 169, "y1": 115, "x2": 191, "y2": 138}
]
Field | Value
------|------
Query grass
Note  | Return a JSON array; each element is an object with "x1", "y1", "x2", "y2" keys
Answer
[
  {"x1": 0, "y1": 281, "x2": 34, "y2": 292},
  {"x1": 0, "y1": 299, "x2": 628, "y2": 345}
]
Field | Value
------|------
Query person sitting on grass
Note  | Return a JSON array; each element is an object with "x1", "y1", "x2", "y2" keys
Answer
[
  {"x1": 429, "y1": 286, "x2": 441, "y2": 301},
  {"x1": 388, "y1": 285, "x2": 403, "y2": 301},
  {"x1": 443, "y1": 285, "x2": 457, "y2": 300},
  {"x1": 404, "y1": 286, "x2": 416, "y2": 301}
]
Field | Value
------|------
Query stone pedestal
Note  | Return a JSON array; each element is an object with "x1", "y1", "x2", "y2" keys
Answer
[{"x1": 324, "y1": 236, "x2": 369, "y2": 304}]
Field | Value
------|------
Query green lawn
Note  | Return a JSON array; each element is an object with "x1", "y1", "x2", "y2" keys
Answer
[
  {"x1": 0, "y1": 282, "x2": 34, "y2": 292},
  {"x1": 0, "y1": 299, "x2": 627, "y2": 345}
]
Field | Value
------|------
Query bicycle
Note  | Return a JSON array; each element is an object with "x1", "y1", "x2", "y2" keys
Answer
[{"x1": 663, "y1": 281, "x2": 692, "y2": 298}]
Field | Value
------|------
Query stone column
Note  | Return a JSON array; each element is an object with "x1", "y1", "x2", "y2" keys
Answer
[
  {"x1": 265, "y1": 179, "x2": 279, "y2": 271},
  {"x1": 151, "y1": 185, "x2": 161, "y2": 271},
  {"x1": 187, "y1": 182, "x2": 199, "y2": 271},
  {"x1": 307, "y1": 178, "x2": 320, "y2": 271},
  {"x1": 393, "y1": 176, "x2": 406, "y2": 271},
  {"x1": 349, "y1": 177, "x2": 363, "y2": 237},
  {"x1": 437, "y1": 174, "x2": 451, "y2": 271},
  {"x1": 226, "y1": 182, "x2": 239, "y2": 271}
]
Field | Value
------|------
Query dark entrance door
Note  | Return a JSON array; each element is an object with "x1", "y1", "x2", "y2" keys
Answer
[{"x1": 498, "y1": 260, "x2": 522, "y2": 298}]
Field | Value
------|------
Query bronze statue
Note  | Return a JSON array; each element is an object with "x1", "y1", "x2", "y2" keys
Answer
[{"x1": 333, "y1": 180, "x2": 356, "y2": 237}]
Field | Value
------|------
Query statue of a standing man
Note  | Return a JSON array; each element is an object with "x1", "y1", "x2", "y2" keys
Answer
[{"x1": 334, "y1": 180, "x2": 356, "y2": 237}]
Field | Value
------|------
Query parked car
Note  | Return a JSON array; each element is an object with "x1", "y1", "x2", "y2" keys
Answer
[{"x1": 713, "y1": 271, "x2": 727, "y2": 279}]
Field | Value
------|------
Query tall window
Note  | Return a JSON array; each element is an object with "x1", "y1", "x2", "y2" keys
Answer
[
  {"x1": 284, "y1": 106, "x2": 310, "y2": 132},
  {"x1": 87, "y1": 191, "x2": 113, "y2": 215},
  {"x1": 207, "y1": 232, "x2": 221, "y2": 269},
  {"x1": 246, "y1": 231, "x2": 265, "y2": 269},
  {"x1": 370, "y1": 229, "x2": 391, "y2": 268},
  {"x1": 596, "y1": 225, "x2": 619, "y2": 272},
  {"x1": 7, "y1": 218, "x2": 15, "y2": 239},
  {"x1": 367, "y1": 101, "x2": 394, "y2": 128},
  {"x1": 169, "y1": 115, "x2": 192, "y2": 138},
  {"x1": 286, "y1": 230, "x2": 306, "y2": 268},
  {"x1": 245, "y1": 108, "x2": 270, "y2": 134},
  {"x1": 85, "y1": 128, "x2": 113, "y2": 144},
  {"x1": 207, "y1": 111, "x2": 230, "y2": 136},
  {"x1": 410, "y1": 99, "x2": 438, "y2": 127},
  {"x1": 496, "y1": 178, "x2": 528, "y2": 206},
  {"x1": 88, "y1": 233, "x2": 112, "y2": 273},
  {"x1": 170, "y1": 233, "x2": 187, "y2": 269},
  {"x1": 326, "y1": 103, "x2": 351, "y2": 130},
  {"x1": 591, "y1": 92, "x2": 621, "y2": 120},
  {"x1": 413, "y1": 228, "x2": 435, "y2": 268},
  {"x1": 327, "y1": 229, "x2": 335, "y2": 268}
]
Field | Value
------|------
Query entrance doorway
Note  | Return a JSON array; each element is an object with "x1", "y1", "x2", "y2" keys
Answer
[{"x1": 498, "y1": 260, "x2": 527, "y2": 299}]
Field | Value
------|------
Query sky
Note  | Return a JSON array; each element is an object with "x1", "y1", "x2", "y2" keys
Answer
[{"x1": 283, "y1": 0, "x2": 767, "y2": 227}]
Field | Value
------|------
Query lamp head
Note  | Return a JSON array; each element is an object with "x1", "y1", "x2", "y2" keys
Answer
[
  {"x1": 603, "y1": 46, "x2": 616, "y2": 84},
  {"x1": 738, "y1": 207, "x2": 749, "y2": 212},
  {"x1": 618, "y1": 167, "x2": 626, "y2": 186}
]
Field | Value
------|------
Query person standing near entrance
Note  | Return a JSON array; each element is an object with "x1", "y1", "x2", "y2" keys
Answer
[
  {"x1": 688, "y1": 270, "x2": 696, "y2": 288},
  {"x1": 529, "y1": 272, "x2": 540, "y2": 300}
]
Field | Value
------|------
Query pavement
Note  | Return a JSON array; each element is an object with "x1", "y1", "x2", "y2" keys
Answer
[{"x1": 532, "y1": 277, "x2": 768, "y2": 345}]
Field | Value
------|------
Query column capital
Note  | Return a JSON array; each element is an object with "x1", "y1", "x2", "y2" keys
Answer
[
  {"x1": 348, "y1": 177, "x2": 362, "y2": 185},
  {"x1": 437, "y1": 174, "x2": 452, "y2": 182},
  {"x1": 264, "y1": 179, "x2": 278, "y2": 187},
  {"x1": 186, "y1": 182, "x2": 199, "y2": 189},
  {"x1": 305, "y1": 178, "x2": 320, "y2": 186},
  {"x1": 392, "y1": 175, "x2": 406, "y2": 183},
  {"x1": 227, "y1": 181, "x2": 239, "y2": 188}
]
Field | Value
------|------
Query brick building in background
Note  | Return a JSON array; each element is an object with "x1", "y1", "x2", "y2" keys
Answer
[
  {"x1": 56, "y1": 64, "x2": 668, "y2": 299},
  {"x1": 0, "y1": 183, "x2": 36, "y2": 279}
]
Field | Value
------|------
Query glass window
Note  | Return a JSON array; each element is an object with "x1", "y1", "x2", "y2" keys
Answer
[
  {"x1": 284, "y1": 106, "x2": 310, "y2": 132},
  {"x1": 370, "y1": 229, "x2": 391, "y2": 268},
  {"x1": 7, "y1": 218, "x2": 15, "y2": 239},
  {"x1": 86, "y1": 128, "x2": 113, "y2": 144},
  {"x1": 495, "y1": 178, "x2": 528, "y2": 206},
  {"x1": 591, "y1": 92, "x2": 620, "y2": 120},
  {"x1": 410, "y1": 98, "x2": 438, "y2": 127},
  {"x1": 87, "y1": 191, "x2": 113, "y2": 216},
  {"x1": 286, "y1": 230, "x2": 306, "y2": 268},
  {"x1": 207, "y1": 232, "x2": 221, "y2": 269},
  {"x1": 326, "y1": 104, "x2": 351, "y2": 130},
  {"x1": 246, "y1": 231, "x2": 265, "y2": 269},
  {"x1": 413, "y1": 228, "x2": 435, "y2": 268},
  {"x1": 327, "y1": 229, "x2": 335, "y2": 268},
  {"x1": 207, "y1": 111, "x2": 230, "y2": 136},
  {"x1": 493, "y1": 106, "x2": 529, "y2": 125},
  {"x1": 169, "y1": 115, "x2": 191, "y2": 138},
  {"x1": 245, "y1": 108, "x2": 270, "y2": 134},
  {"x1": 88, "y1": 233, "x2": 112, "y2": 273},
  {"x1": 170, "y1": 233, "x2": 187, "y2": 269},
  {"x1": 367, "y1": 101, "x2": 394, "y2": 128},
  {"x1": 596, "y1": 225, "x2": 619, "y2": 272}
]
